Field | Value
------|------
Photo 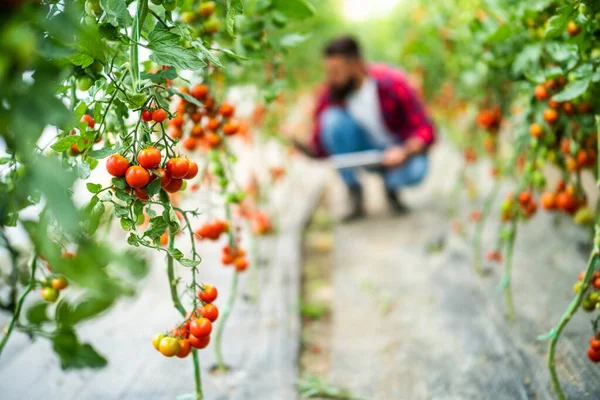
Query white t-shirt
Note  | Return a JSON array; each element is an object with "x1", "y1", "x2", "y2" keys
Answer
[{"x1": 346, "y1": 78, "x2": 393, "y2": 147}]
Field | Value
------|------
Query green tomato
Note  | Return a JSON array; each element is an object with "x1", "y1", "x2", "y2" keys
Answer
[
  {"x1": 87, "y1": 60, "x2": 103, "y2": 75},
  {"x1": 574, "y1": 207, "x2": 594, "y2": 225},
  {"x1": 591, "y1": 48, "x2": 600, "y2": 59},
  {"x1": 531, "y1": 171, "x2": 546, "y2": 189},
  {"x1": 213, "y1": 164, "x2": 224, "y2": 176},
  {"x1": 574, "y1": 281, "x2": 582, "y2": 293},
  {"x1": 136, "y1": 214, "x2": 145, "y2": 225},
  {"x1": 99, "y1": 23, "x2": 118, "y2": 40},
  {"x1": 218, "y1": 176, "x2": 228, "y2": 188},
  {"x1": 589, "y1": 292, "x2": 599, "y2": 304},
  {"x1": 203, "y1": 18, "x2": 220, "y2": 34},
  {"x1": 84, "y1": 15, "x2": 97, "y2": 26},
  {"x1": 180, "y1": 181, "x2": 187, "y2": 191},
  {"x1": 77, "y1": 75, "x2": 94, "y2": 91},
  {"x1": 85, "y1": 0, "x2": 102, "y2": 16},
  {"x1": 41, "y1": 287, "x2": 59, "y2": 303},
  {"x1": 163, "y1": 0, "x2": 177, "y2": 11},
  {"x1": 583, "y1": 299, "x2": 595, "y2": 312}
]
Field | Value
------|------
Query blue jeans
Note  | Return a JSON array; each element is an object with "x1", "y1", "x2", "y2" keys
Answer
[{"x1": 320, "y1": 107, "x2": 428, "y2": 190}]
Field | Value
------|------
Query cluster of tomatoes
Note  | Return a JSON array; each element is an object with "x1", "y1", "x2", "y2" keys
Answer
[
  {"x1": 152, "y1": 285, "x2": 218, "y2": 358},
  {"x1": 40, "y1": 275, "x2": 69, "y2": 303},
  {"x1": 538, "y1": 179, "x2": 587, "y2": 218},
  {"x1": 574, "y1": 271, "x2": 600, "y2": 312},
  {"x1": 70, "y1": 114, "x2": 100, "y2": 154},
  {"x1": 221, "y1": 244, "x2": 249, "y2": 272},
  {"x1": 194, "y1": 219, "x2": 228, "y2": 241},
  {"x1": 499, "y1": 189, "x2": 537, "y2": 222},
  {"x1": 180, "y1": 1, "x2": 220, "y2": 35},
  {"x1": 476, "y1": 105, "x2": 502, "y2": 154},
  {"x1": 168, "y1": 83, "x2": 241, "y2": 153},
  {"x1": 105, "y1": 144, "x2": 198, "y2": 200}
]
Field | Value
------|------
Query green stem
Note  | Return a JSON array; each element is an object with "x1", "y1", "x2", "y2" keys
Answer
[
  {"x1": 167, "y1": 229, "x2": 203, "y2": 399},
  {"x1": 503, "y1": 221, "x2": 517, "y2": 322},
  {"x1": 0, "y1": 253, "x2": 38, "y2": 358},
  {"x1": 472, "y1": 181, "x2": 500, "y2": 275},
  {"x1": 214, "y1": 270, "x2": 239, "y2": 372}
]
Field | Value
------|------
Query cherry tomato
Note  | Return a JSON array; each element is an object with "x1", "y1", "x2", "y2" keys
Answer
[
  {"x1": 169, "y1": 116, "x2": 185, "y2": 129},
  {"x1": 518, "y1": 191, "x2": 532, "y2": 206},
  {"x1": 223, "y1": 121, "x2": 240, "y2": 136},
  {"x1": 142, "y1": 109, "x2": 153, "y2": 122},
  {"x1": 198, "y1": 1, "x2": 216, "y2": 17},
  {"x1": 159, "y1": 337, "x2": 180, "y2": 357},
  {"x1": 170, "y1": 128, "x2": 183, "y2": 139},
  {"x1": 152, "y1": 333, "x2": 165, "y2": 350},
  {"x1": 182, "y1": 137, "x2": 198, "y2": 151},
  {"x1": 189, "y1": 334, "x2": 210, "y2": 349},
  {"x1": 190, "y1": 317, "x2": 212, "y2": 338},
  {"x1": 164, "y1": 178, "x2": 183, "y2": 193},
  {"x1": 137, "y1": 147, "x2": 162, "y2": 169},
  {"x1": 51, "y1": 276, "x2": 68, "y2": 291},
  {"x1": 206, "y1": 118, "x2": 220, "y2": 131},
  {"x1": 540, "y1": 192, "x2": 556, "y2": 210},
  {"x1": 154, "y1": 168, "x2": 172, "y2": 188},
  {"x1": 219, "y1": 102, "x2": 235, "y2": 118},
  {"x1": 41, "y1": 287, "x2": 59, "y2": 303},
  {"x1": 543, "y1": 108, "x2": 558, "y2": 124},
  {"x1": 198, "y1": 284, "x2": 218, "y2": 302},
  {"x1": 134, "y1": 188, "x2": 150, "y2": 201},
  {"x1": 152, "y1": 109, "x2": 168, "y2": 123},
  {"x1": 166, "y1": 157, "x2": 190, "y2": 179},
  {"x1": 81, "y1": 114, "x2": 95, "y2": 129},
  {"x1": 191, "y1": 84, "x2": 209, "y2": 101},
  {"x1": 591, "y1": 337, "x2": 600, "y2": 352},
  {"x1": 588, "y1": 347, "x2": 600, "y2": 363},
  {"x1": 533, "y1": 85, "x2": 548, "y2": 101},
  {"x1": 235, "y1": 257, "x2": 249, "y2": 271},
  {"x1": 77, "y1": 76, "x2": 93, "y2": 91},
  {"x1": 125, "y1": 166, "x2": 150, "y2": 188},
  {"x1": 177, "y1": 339, "x2": 192, "y2": 358},
  {"x1": 200, "y1": 304, "x2": 219, "y2": 322},
  {"x1": 529, "y1": 123, "x2": 543, "y2": 138},
  {"x1": 184, "y1": 160, "x2": 199, "y2": 179},
  {"x1": 191, "y1": 125, "x2": 205, "y2": 138},
  {"x1": 106, "y1": 154, "x2": 130, "y2": 177}
]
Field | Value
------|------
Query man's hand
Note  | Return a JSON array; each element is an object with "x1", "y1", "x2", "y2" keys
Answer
[{"x1": 382, "y1": 145, "x2": 409, "y2": 168}]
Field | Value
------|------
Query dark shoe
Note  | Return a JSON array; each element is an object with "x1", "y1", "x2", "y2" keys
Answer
[
  {"x1": 386, "y1": 189, "x2": 409, "y2": 215},
  {"x1": 342, "y1": 186, "x2": 365, "y2": 222}
]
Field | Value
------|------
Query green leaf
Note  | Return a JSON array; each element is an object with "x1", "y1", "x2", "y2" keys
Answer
[
  {"x1": 179, "y1": 257, "x2": 201, "y2": 267},
  {"x1": 56, "y1": 297, "x2": 114, "y2": 326},
  {"x1": 53, "y1": 330, "x2": 108, "y2": 370},
  {"x1": 544, "y1": 5, "x2": 573, "y2": 39},
  {"x1": 120, "y1": 218, "x2": 134, "y2": 231},
  {"x1": 196, "y1": 41, "x2": 223, "y2": 67},
  {"x1": 100, "y1": 0, "x2": 133, "y2": 27},
  {"x1": 163, "y1": 206, "x2": 180, "y2": 233},
  {"x1": 86, "y1": 183, "x2": 102, "y2": 194},
  {"x1": 71, "y1": 344, "x2": 108, "y2": 369},
  {"x1": 168, "y1": 88, "x2": 204, "y2": 108},
  {"x1": 169, "y1": 248, "x2": 184, "y2": 260},
  {"x1": 112, "y1": 177, "x2": 127, "y2": 190},
  {"x1": 51, "y1": 136, "x2": 80, "y2": 152},
  {"x1": 71, "y1": 53, "x2": 95, "y2": 68},
  {"x1": 144, "y1": 217, "x2": 168, "y2": 239},
  {"x1": 88, "y1": 142, "x2": 121, "y2": 159},
  {"x1": 213, "y1": 47, "x2": 249, "y2": 61},
  {"x1": 280, "y1": 33, "x2": 311, "y2": 47},
  {"x1": 145, "y1": 177, "x2": 162, "y2": 197},
  {"x1": 84, "y1": 201, "x2": 105, "y2": 236},
  {"x1": 512, "y1": 44, "x2": 541, "y2": 76},
  {"x1": 26, "y1": 302, "x2": 50, "y2": 325},
  {"x1": 226, "y1": 0, "x2": 244, "y2": 37},
  {"x1": 271, "y1": 0, "x2": 315, "y2": 19},
  {"x1": 147, "y1": 27, "x2": 206, "y2": 71},
  {"x1": 552, "y1": 79, "x2": 590, "y2": 102}
]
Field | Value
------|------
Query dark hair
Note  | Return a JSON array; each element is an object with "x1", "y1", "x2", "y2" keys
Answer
[{"x1": 323, "y1": 36, "x2": 362, "y2": 59}]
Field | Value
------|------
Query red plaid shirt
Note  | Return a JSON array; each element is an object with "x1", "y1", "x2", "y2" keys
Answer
[{"x1": 311, "y1": 63, "x2": 436, "y2": 157}]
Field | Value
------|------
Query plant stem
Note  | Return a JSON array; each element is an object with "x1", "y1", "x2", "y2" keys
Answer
[
  {"x1": 503, "y1": 220, "x2": 517, "y2": 322},
  {"x1": 0, "y1": 253, "x2": 38, "y2": 358},
  {"x1": 214, "y1": 270, "x2": 239, "y2": 372},
  {"x1": 167, "y1": 229, "x2": 203, "y2": 399},
  {"x1": 472, "y1": 180, "x2": 500, "y2": 274}
]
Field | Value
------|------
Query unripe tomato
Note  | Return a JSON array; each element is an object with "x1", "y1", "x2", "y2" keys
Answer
[
  {"x1": 566, "y1": 21, "x2": 581, "y2": 37},
  {"x1": 41, "y1": 287, "x2": 59, "y2": 303},
  {"x1": 51, "y1": 276, "x2": 69, "y2": 291},
  {"x1": 574, "y1": 281, "x2": 582, "y2": 293},
  {"x1": 152, "y1": 333, "x2": 165, "y2": 350},
  {"x1": 164, "y1": 178, "x2": 183, "y2": 193},
  {"x1": 184, "y1": 160, "x2": 199, "y2": 179},
  {"x1": 81, "y1": 114, "x2": 95, "y2": 129},
  {"x1": 182, "y1": 12, "x2": 198, "y2": 24},
  {"x1": 137, "y1": 147, "x2": 162, "y2": 169},
  {"x1": 125, "y1": 166, "x2": 151, "y2": 188},
  {"x1": 152, "y1": 109, "x2": 168, "y2": 123},
  {"x1": 203, "y1": 18, "x2": 220, "y2": 34},
  {"x1": 106, "y1": 154, "x2": 130, "y2": 177},
  {"x1": 142, "y1": 109, "x2": 153, "y2": 122},
  {"x1": 166, "y1": 157, "x2": 190, "y2": 179},
  {"x1": 150, "y1": 0, "x2": 162, "y2": 5},
  {"x1": 198, "y1": 1, "x2": 216, "y2": 17},
  {"x1": 583, "y1": 299, "x2": 595, "y2": 312},
  {"x1": 200, "y1": 304, "x2": 219, "y2": 322},
  {"x1": 189, "y1": 334, "x2": 210, "y2": 349},
  {"x1": 190, "y1": 317, "x2": 212, "y2": 338},
  {"x1": 77, "y1": 76, "x2": 94, "y2": 91},
  {"x1": 177, "y1": 339, "x2": 192, "y2": 358},
  {"x1": 159, "y1": 337, "x2": 180, "y2": 357},
  {"x1": 198, "y1": 284, "x2": 218, "y2": 302},
  {"x1": 162, "y1": 0, "x2": 177, "y2": 11}
]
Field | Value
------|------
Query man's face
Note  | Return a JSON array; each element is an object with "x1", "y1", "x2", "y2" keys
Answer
[{"x1": 323, "y1": 56, "x2": 361, "y2": 100}]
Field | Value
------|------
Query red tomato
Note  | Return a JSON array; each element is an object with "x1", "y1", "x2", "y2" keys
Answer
[
  {"x1": 206, "y1": 118, "x2": 220, "y2": 131},
  {"x1": 177, "y1": 339, "x2": 192, "y2": 358},
  {"x1": 134, "y1": 188, "x2": 149, "y2": 201},
  {"x1": 106, "y1": 154, "x2": 130, "y2": 177},
  {"x1": 182, "y1": 137, "x2": 198, "y2": 151},
  {"x1": 169, "y1": 116, "x2": 185, "y2": 129},
  {"x1": 81, "y1": 114, "x2": 95, "y2": 129},
  {"x1": 198, "y1": 284, "x2": 218, "y2": 302},
  {"x1": 588, "y1": 347, "x2": 600, "y2": 363},
  {"x1": 591, "y1": 337, "x2": 600, "y2": 352},
  {"x1": 166, "y1": 157, "x2": 190, "y2": 179},
  {"x1": 234, "y1": 257, "x2": 249, "y2": 271},
  {"x1": 154, "y1": 168, "x2": 172, "y2": 188},
  {"x1": 188, "y1": 334, "x2": 210, "y2": 349},
  {"x1": 51, "y1": 276, "x2": 69, "y2": 291},
  {"x1": 152, "y1": 109, "x2": 168, "y2": 123},
  {"x1": 142, "y1": 109, "x2": 153, "y2": 122},
  {"x1": 138, "y1": 147, "x2": 162, "y2": 169},
  {"x1": 223, "y1": 121, "x2": 240, "y2": 136},
  {"x1": 125, "y1": 166, "x2": 150, "y2": 188},
  {"x1": 164, "y1": 178, "x2": 183, "y2": 193},
  {"x1": 184, "y1": 160, "x2": 199, "y2": 179},
  {"x1": 191, "y1": 84, "x2": 209, "y2": 100},
  {"x1": 200, "y1": 304, "x2": 219, "y2": 322},
  {"x1": 190, "y1": 317, "x2": 212, "y2": 338},
  {"x1": 219, "y1": 102, "x2": 235, "y2": 118}
]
